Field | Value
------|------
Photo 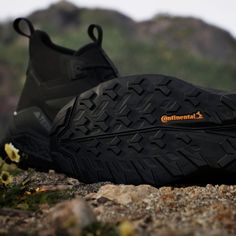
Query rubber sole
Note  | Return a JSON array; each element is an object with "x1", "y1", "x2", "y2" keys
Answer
[{"x1": 51, "y1": 74, "x2": 236, "y2": 186}]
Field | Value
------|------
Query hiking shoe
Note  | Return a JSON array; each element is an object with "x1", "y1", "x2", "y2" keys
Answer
[
  {"x1": 51, "y1": 74, "x2": 236, "y2": 186},
  {"x1": 1, "y1": 18, "x2": 119, "y2": 171}
]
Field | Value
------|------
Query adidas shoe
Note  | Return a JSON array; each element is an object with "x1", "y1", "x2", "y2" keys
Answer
[
  {"x1": 51, "y1": 74, "x2": 236, "y2": 186},
  {"x1": 1, "y1": 18, "x2": 119, "y2": 171}
]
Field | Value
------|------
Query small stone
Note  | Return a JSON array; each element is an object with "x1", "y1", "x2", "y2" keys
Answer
[
  {"x1": 91, "y1": 184, "x2": 157, "y2": 205},
  {"x1": 219, "y1": 185, "x2": 228, "y2": 194},
  {"x1": 48, "y1": 198, "x2": 96, "y2": 235},
  {"x1": 97, "y1": 196, "x2": 110, "y2": 204},
  {"x1": 67, "y1": 177, "x2": 79, "y2": 185},
  {"x1": 48, "y1": 170, "x2": 55, "y2": 175},
  {"x1": 206, "y1": 184, "x2": 213, "y2": 189}
]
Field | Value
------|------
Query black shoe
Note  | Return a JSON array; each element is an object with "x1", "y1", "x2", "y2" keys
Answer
[
  {"x1": 51, "y1": 74, "x2": 236, "y2": 186},
  {"x1": 1, "y1": 18, "x2": 119, "y2": 171}
]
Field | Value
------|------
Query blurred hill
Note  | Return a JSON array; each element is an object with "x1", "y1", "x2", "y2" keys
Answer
[{"x1": 0, "y1": 1, "x2": 236, "y2": 136}]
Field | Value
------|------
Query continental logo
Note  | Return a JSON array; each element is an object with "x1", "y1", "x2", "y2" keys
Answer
[{"x1": 161, "y1": 111, "x2": 204, "y2": 124}]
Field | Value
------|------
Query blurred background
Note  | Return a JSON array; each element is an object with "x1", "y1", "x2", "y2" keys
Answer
[{"x1": 0, "y1": 0, "x2": 236, "y2": 138}]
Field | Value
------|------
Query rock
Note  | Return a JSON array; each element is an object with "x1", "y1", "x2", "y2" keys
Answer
[
  {"x1": 48, "y1": 170, "x2": 56, "y2": 175},
  {"x1": 90, "y1": 184, "x2": 158, "y2": 205},
  {"x1": 67, "y1": 177, "x2": 79, "y2": 186},
  {"x1": 48, "y1": 198, "x2": 96, "y2": 235}
]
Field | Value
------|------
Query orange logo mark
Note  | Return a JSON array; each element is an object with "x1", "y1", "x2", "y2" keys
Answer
[{"x1": 161, "y1": 111, "x2": 204, "y2": 124}]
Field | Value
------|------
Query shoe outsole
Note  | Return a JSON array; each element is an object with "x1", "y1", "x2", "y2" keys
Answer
[{"x1": 51, "y1": 74, "x2": 236, "y2": 186}]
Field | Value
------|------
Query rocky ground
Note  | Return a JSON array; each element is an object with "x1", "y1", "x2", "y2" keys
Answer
[{"x1": 0, "y1": 170, "x2": 236, "y2": 236}]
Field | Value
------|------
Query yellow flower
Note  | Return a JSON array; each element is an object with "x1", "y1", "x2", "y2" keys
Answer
[
  {"x1": 4, "y1": 143, "x2": 20, "y2": 163},
  {"x1": 118, "y1": 221, "x2": 136, "y2": 236},
  {"x1": 0, "y1": 171, "x2": 13, "y2": 185}
]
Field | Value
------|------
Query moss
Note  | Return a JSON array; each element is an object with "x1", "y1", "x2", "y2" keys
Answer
[{"x1": 0, "y1": 184, "x2": 73, "y2": 211}]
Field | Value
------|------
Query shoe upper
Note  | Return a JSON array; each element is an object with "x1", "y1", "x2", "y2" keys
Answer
[
  {"x1": 14, "y1": 18, "x2": 119, "y2": 120},
  {"x1": 0, "y1": 18, "x2": 120, "y2": 169}
]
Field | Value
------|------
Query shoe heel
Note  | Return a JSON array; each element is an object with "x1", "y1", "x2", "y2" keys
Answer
[{"x1": 1, "y1": 107, "x2": 53, "y2": 171}]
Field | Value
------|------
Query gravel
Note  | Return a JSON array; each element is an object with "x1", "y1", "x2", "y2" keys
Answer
[{"x1": 1, "y1": 169, "x2": 236, "y2": 236}]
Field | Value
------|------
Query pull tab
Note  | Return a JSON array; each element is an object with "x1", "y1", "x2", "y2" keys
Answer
[
  {"x1": 88, "y1": 24, "x2": 103, "y2": 46},
  {"x1": 13, "y1": 18, "x2": 35, "y2": 38}
]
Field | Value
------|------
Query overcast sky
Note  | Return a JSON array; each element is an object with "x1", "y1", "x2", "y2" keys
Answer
[{"x1": 1, "y1": 0, "x2": 236, "y2": 37}]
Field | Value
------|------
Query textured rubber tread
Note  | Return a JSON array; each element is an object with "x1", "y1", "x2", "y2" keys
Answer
[{"x1": 51, "y1": 74, "x2": 236, "y2": 186}]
